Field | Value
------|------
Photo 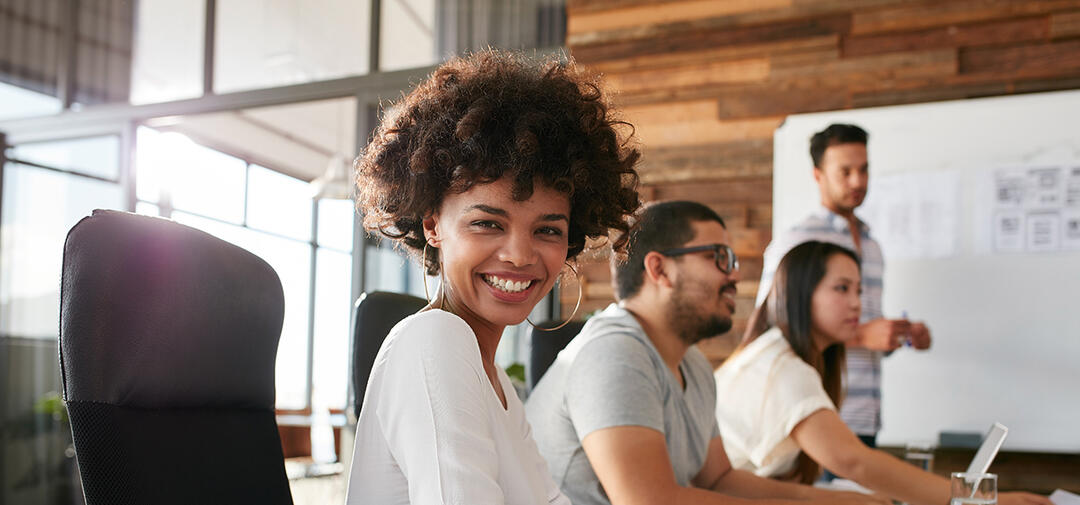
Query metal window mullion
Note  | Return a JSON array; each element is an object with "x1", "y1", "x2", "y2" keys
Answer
[
  {"x1": 1, "y1": 133, "x2": 7, "y2": 307},
  {"x1": 121, "y1": 120, "x2": 137, "y2": 212},
  {"x1": 203, "y1": 0, "x2": 216, "y2": 96},
  {"x1": 304, "y1": 198, "x2": 319, "y2": 411},
  {"x1": 3, "y1": 156, "x2": 119, "y2": 185},
  {"x1": 57, "y1": 0, "x2": 78, "y2": 109},
  {"x1": 242, "y1": 162, "x2": 250, "y2": 226},
  {"x1": 369, "y1": 0, "x2": 381, "y2": 73}
]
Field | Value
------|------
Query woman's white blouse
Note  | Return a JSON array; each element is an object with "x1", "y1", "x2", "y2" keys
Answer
[
  {"x1": 713, "y1": 327, "x2": 837, "y2": 478},
  {"x1": 345, "y1": 309, "x2": 570, "y2": 505}
]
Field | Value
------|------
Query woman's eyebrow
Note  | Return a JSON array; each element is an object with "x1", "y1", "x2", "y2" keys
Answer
[
  {"x1": 466, "y1": 204, "x2": 568, "y2": 223},
  {"x1": 465, "y1": 204, "x2": 507, "y2": 217}
]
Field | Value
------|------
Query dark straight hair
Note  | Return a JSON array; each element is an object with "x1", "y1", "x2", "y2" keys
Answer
[
  {"x1": 809, "y1": 123, "x2": 867, "y2": 168},
  {"x1": 740, "y1": 240, "x2": 860, "y2": 483}
]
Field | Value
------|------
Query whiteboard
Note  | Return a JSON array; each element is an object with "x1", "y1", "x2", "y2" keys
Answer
[{"x1": 772, "y1": 89, "x2": 1080, "y2": 452}]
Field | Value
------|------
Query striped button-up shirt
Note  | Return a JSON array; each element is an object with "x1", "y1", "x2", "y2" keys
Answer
[{"x1": 755, "y1": 205, "x2": 885, "y2": 435}]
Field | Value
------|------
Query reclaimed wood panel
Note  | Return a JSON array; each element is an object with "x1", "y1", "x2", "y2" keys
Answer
[
  {"x1": 604, "y1": 58, "x2": 770, "y2": 95},
  {"x1": 571, "y1": 14, "x2": 852, "y2": 61},
  {"x1": 843, "y1": 16, "x2": 1050, "y2": 58},
  {"x1": 636, "y1": 140, "x2": 774, "y2": 184},
  {"x1": 568, "y1": 0, "x2": 791, "y2": 36},
  {"x1": 632, "y1": 116, "x2": 784, "y2": 149},
  {"x1": 1050, "y1": 10, "x2": 1080, "y2": 37},
  {"x1": 587, "y1": 34, "x2": 840, "y2": 74},
  {"x1": 959, "y1": 38, "x2": 1080, "y2": 76},
  {"x1": 851, "y1": 0, "x2": 1080, "y2": 35}
]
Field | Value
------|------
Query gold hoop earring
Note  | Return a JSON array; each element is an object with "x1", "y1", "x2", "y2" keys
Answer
[
  {"x1": 528, "y1": 263, "x2": 583, "y2": 332},
  {"x1": 422, "y1": 242, "x2": 444, "y2": 309}
]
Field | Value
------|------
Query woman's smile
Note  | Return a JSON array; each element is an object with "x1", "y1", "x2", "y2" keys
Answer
[{"x1": 425, "y1": 176, "x2": 570, "y2": 330}]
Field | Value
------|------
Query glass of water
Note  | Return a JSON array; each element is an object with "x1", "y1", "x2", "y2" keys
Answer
[{"x1": 951, "y1": 472, "x2": 997, "y2": 505}]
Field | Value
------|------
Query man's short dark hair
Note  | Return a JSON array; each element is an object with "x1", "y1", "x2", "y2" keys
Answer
[
  {"x1": 809, "y1": 123, "x2": 868, "y2": 168},
  {"x1": 613, "y1": 200, "x2": 726, "y2": 300}
]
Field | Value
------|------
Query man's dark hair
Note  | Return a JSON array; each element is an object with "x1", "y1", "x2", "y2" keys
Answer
[
  {"x1": 809, "y1": 123, "x2": 868, "y2": 168},
  {"x1": 613, "y1": 200, "x2": 725, "y2": 300}
]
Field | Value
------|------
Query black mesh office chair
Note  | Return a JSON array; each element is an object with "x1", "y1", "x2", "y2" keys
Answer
[
  {"x1": 350, "y1": 291, "x2": 427, "y2": 420},
  {"x1": 59, "y1": 210, "x2": 293, "y2": 505},
  {"x1": 527, "y1": 320, "x2": 586, "y2": 390}
]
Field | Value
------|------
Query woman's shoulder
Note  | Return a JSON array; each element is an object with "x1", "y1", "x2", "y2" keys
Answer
[
  {"x1": 718, "y1": 327, "x2": 786, "y2": 372},
  {"x1": 383, "y1": 309, "x2": 478, "y2": 360}
]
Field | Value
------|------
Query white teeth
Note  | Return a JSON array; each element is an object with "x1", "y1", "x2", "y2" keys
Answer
[{"x1": 484, "y1": 275, "x2": 532, "y2": 293}]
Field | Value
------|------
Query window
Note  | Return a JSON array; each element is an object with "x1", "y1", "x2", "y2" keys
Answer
[
  {"x1": 130, "y1": 0, "x2": 205, "y2": 104},
  {"x1": 0, "y1": 83, "x2": 62, "y2": 121},
  {"x1": 214, "y1": 0, "x2": 372, "y2": 93},
  {"x1": 380, "y1": 0, "x2": 437, "y2": 72},
  {"x1": 1, "y1": 147, "x2": 125, "y2": 339},
  {"x1": 135, "y1": 127, "x2": 355, "y2": 411}
]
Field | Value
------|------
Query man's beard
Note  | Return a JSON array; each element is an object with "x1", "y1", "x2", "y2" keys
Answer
[{"x1": 667, "y1": 277, "x2": 734, "y2": 345}]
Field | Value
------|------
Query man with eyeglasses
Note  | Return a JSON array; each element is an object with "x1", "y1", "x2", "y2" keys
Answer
[
  {"x1": 525, "y1": 201, "x2": 884, "y2": 505},
  {"x1": 757, "y1": 124, "x2": 931, "y2": 464}
]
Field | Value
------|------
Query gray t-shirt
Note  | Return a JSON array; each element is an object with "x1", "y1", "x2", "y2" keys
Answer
[{"x1": 525, "y1": 304, "x2": 721, "y2": 505}]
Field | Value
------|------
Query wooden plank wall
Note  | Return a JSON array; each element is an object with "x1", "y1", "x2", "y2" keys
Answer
[{"x1": 561, "y1": 0, "x2": 1080, "y2": 366}]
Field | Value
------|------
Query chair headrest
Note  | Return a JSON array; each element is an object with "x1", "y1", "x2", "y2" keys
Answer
[{"x1": 60, "y1": 210, "x2": 285, "y2": 410}]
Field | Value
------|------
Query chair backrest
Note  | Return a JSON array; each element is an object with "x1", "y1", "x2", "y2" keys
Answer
[
  {"x1": 527, "y1": 320, "x2": 586, "y2": 390},
  {"x1": 60, "y1": 210, "x2": 293, "y2": 505},
  {"x1": 351, "y1": 291, "x2": 427, "y2": 419}
]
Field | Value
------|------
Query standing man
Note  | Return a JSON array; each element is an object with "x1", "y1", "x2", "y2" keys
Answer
[
  {"x1": 757, "y1": 124, "x2": 931, "y2": 452},
  {"x1": 525, "y1": 201, "x2": 885, "y2": 505}
]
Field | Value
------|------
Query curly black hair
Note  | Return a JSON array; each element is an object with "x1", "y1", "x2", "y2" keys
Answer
[{"x1": 356, "y1": 49, "x2": 641, "y2": 275}]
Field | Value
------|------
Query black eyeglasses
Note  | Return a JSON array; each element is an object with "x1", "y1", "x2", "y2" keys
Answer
[{"x1": 658, "y1": 244, "x2": 739, "y2": 274}]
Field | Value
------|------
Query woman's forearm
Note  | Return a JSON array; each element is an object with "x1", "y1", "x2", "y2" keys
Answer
[{"x1": 837, "y1": 446, "x2": 949, "y2": 505}]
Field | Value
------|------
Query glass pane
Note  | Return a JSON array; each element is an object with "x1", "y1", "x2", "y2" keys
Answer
[
  {"x1": 11, "y1": 136, "x2": 120, "y2": 180},
  {"x1": 167, "y1": 138, "x2": 246, "y2": 224},
  {"x1": 135, "y1": 201, "x2": 160, "y2": 216},
  {"x1": 130, "y1": 0, "x2": 205, "y2": 104},
  {"x1": 312, "y1": 248, "x2": 353, "y2": 410},
  {"x1": 317, "y1": 198, "x2": 355, "y2": 252},
  {"x1": 247, "y1": 165, "x2": 312, "y2": 241},
  {"x1": 172, "y1": 211, "x2": 313, "y2": 410},
  {"x1": 1, "y1": 164, "x2": 124, "y2": 339},
  {"x1": 405, "y1": 256, "x2": 431, "y2": 300},
  {"x1": 72, "y1": 0, "x2": 136, "y2": 105},
  {"x1": 134, "y1": 126, "x2": 197, "y2": 204},
  {"x1": 380, "y1": 0, "x2": 437, "y2": 71},
  {"x1": 214, "y1": 0, "x2": 370, "y2": 94},
  {"x1": 0, "y1": 82, "x2": 62, "y2": 121},
  {"x1": 364, "y1": 242, "x2": 411, "y2": 294}
]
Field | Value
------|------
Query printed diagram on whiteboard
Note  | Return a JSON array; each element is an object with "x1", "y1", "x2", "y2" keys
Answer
[{"x1": 990, "y1": 166, "x2": 1080, "y2": 253}]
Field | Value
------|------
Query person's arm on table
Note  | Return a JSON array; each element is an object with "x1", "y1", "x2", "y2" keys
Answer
[
  {"x1": 792, "y1": 409, "x2": 1052, "y2": 505},
  {"x1": 581, "y1": 426, "x2": 885, "y2": 505},
  {"x1": 692, "y1": 435, "x2": 885, "y2": 503}
]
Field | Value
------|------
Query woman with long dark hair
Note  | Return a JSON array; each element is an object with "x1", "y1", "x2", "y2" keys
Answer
[{"x1": 714, "y1": 241, "x2": 1050, "y2": 505}]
